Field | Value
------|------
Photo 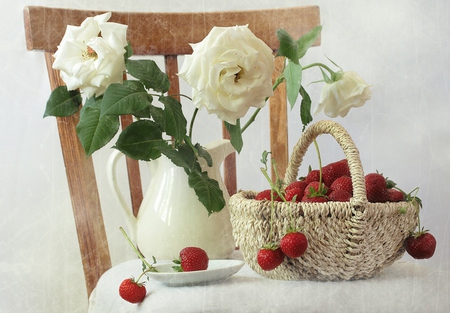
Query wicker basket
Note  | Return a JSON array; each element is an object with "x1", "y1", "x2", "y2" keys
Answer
[{"x1": 229, "y1": 120, "x2": 418, "y2": 281}]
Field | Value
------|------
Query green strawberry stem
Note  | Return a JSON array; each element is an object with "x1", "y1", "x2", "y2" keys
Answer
[
  {"x1": 312, "y1": 139, "x2": 324, "y2": 189},
  {"x1": 119, "y1": 227, "x2": 155, "y2": 271}
]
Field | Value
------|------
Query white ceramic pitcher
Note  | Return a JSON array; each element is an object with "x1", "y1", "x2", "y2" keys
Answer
[{"x1": 107, "y1": 139, "x2": 236, "y2": 260}]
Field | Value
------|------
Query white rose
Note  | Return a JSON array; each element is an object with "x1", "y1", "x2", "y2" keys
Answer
[
  {"x1": 314, "y1": 71, "x2": 372, "y2": 118},
  {"x1": 178, "y1": 25, "x2": 274, "y2": 125},
  {"x1": 52, "y1": 12, "x2": 128, "y2": 99}
]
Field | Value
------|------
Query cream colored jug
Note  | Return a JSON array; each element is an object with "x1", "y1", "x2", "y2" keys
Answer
[{"x1": 107, "y1": 139, "x2": 236, "y2": 260}]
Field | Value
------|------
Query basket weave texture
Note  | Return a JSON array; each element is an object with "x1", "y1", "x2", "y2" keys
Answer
[{"x1": 229, "y1": 120, "x2": 418, "y2": 281}]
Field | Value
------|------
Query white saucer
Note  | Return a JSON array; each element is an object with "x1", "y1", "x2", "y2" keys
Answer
[{"x1": 146, "y1": 260, "x2": 245, "y2": 287}]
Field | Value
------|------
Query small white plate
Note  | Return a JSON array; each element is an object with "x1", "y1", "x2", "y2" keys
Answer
[{"x1": 147, "y1": 260, "x2": 245, "y2": 287}]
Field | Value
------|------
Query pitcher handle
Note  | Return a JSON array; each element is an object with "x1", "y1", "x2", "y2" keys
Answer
[{"x1": 106, "y1": 149, "x2": 138, "y2": 241}]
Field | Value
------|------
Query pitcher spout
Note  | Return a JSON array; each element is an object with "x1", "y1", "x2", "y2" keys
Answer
[{"x1": 202, "y1": 139, "x2": 235, "y2": 166}]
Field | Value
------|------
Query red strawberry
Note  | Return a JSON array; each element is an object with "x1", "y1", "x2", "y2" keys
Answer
[
  {"x1": 365, "y1": 173, "x2": 389, "y2": 203},
  {"x1": 388, "y1": 189, "x2": 405, "y2": 202},
  {"x1": 330, "y1": 176, "x2": 353, "y2": 195},
  {"x1": 173, "y1": 247, "x2": 209, "y2": 272},
  {"x1": 280, "y1": 232, "x2": 308, "y2": 258},
  {"x1": 328, "y1": 189, "x2": 352, "y2": 202},
  {"x1": 405, "y1": 232, "x2": 436, "y2": 259},
  {"x1": 119, "y1": 278, "x2": 146, "y2": 303},
  {"x1": 285, "y1": 187, "x2": 304, "y2": 202},
  {"x1": 257, "y1": 246, "x2": 285, "y2": 271},
  {"x1": 255, "y1": 189, "x2": 281, "y2": 201},
  {"x1": 322, "y1": 159, "x2": 350, "y2": 186},
  {"x1": 285, "y1": 180, "x2": 308, "y2": 192},
  {"x1": 304, "y1": 181, "x2": 329, "y2": 197},
  {"x1": 305, "y1": 169, "x2": 320, "y2": 183},
  {"x1": 301, "y1": 195, "x2": 328, "y2": 202}
]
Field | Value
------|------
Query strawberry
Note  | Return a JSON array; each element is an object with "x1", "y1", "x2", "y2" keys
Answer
[
  {"x1": 119, "y1": 278, "x2": 146, "y2": 303},
  {"x1": 304, "y1": 181, "x2": 329, "y2": 197},
  {"x1": 280, "y1": 231, "x2": 308, "y2": 258},
  {"x1": 285, "y1": 180, "x2": 308, "y2": 193},
  {"x1": 330, "y1": 176, "x2": 353, "y2": 195},
  {"x1": 257, "y1": 245, "x2": 285, "y2": 271},
  {"x1": 305, "y1": 169, "x2": 320, "y2": 183},
  {"x1": 284, "y1": 187, "x2": 304, "y2": 202},
  {"x1": 255, "y1": 189, "x2": 281, "y2": 201},
  {"x1": 301, "y1": 195, "x2": 328, "y2": 203},
  {"x1": 405, "y1": 232, "x2": 436, "y2": 259},
  {"x1": 388, "y1": 188, "x2": 405, "y2": 202},
  {"x1": 173, "y1": 247, "x2": 209, "y2": 272},
  {"x1": 328, "y1": 189, "x2": 352, "y2": 202},
  {"x1": 365, "y1": 173, "x2": 389, "y2": 203},
  {"x1": 322, "y1": 159, "x2": 350, "y2": 186}
]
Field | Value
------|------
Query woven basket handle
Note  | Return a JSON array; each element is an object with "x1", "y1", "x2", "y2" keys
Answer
[{"x1": 284, "y1": 120, "x2": 367, "y2": 206}]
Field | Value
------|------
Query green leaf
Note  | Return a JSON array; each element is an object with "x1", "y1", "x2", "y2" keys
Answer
[
  {"x1": 101, "y1": 81, "x2": 151, "y2": 116},
  {"x1": 159, "y1": 96, "x2": 187, "y2": 142},
  {"x1": 195, "y1": 144, "x2": 213, "y2": 167},
  {"x1": 149, "y1": 105, "x2": 164, "y2": 127},
  {"x1": 299, "y1": 86, "x2": 313, "y2": 131},
  {"x1": 276, "y1": 29, "x2": 299, "y2": 64},
  {"x1": 297, "y1": 25, "x2": 322, "y2": 59},
  {"x1": 188, "y1": 170, "x2": 225, "y2": 214},
  {"x1": 114, "y1": 119, "x2": 168, "y2": 161},
  {"x1": 158, "y1": 143, "x2": 197, "y2": 171},
  {"x1": 76, "y1": 98, "x2": 120, "y2": 156},
  {"x1": 284, "y1": 60, "x2": 302, "y2": 109},
  {"x1": 126, "y1": 59, "x2": 170, "y2": 93},
  {"x1": 43, "y1": 86, "x2": 82, "y2": 117},
  {"x1": 224, "y1": 120, "x2": 243, "y2": 153},
  {"x1": 124, "y1": 42, "x2": 133, "y2": 60}
]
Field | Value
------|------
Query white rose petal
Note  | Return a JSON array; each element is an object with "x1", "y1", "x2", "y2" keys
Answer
[
  {"x1": 178, "y1": 25, "x2": 274, "y2": 125},
  {"x1": 314, "y1": 71, "x2": 372, "y2": 118},
  {"x1": 52, "y1": 12, "x2": 127, "y2": 99}
]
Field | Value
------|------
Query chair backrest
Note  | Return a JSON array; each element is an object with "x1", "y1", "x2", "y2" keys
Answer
[{"x1": 24, "y1": 5, "x2": 320, "y2": 297}]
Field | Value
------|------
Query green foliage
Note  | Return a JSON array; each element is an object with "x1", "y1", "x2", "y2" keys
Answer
[
  {"x1": 76, "y1": 97, "x2": 120, "y2": 156},
  {"x1": 276, "y1": 29, "x2": 299, "y2": 64},
  {"x1": 284, "y1": 61, "x2": 302, "y2": 108},
  {"x1": 299, "y1": 86, "x2": 313, "y2": 131},
  {"x1": 224, "y1": 120, "x2": 243, "y2": 153},
  {"x1": 126, "y1": 59, "x2": 170, "y2": 93},
  {"x1": 43, "y1": 86, "x2": 82, "y2": 117}
]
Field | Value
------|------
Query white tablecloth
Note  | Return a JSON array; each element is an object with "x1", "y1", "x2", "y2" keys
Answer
[{"x1": 88, "y1": 251, "x2": 449, "y2": 313}]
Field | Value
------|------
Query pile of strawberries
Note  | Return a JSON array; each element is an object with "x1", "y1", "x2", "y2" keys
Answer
[
  {"x1": 255, "y1": 159, "x2": 406, "y2": 203},
  {"x1": 254, "y1": 158, "x2": 437, "y2": 271}
]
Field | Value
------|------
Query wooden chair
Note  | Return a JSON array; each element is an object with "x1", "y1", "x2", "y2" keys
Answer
[{"x1": 23, "y1": 5, "x2": 320, "y2": 298}]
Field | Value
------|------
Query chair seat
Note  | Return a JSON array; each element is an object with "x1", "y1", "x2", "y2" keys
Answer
[{"x1": 88, "y1": 252, "x2": 448, "y2": 312}]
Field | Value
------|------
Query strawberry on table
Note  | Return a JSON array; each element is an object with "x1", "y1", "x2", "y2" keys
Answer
[
  {"x1": 173, "y1": 246, "x2": 209, "y2": 272},
  {"x1": 280, "y1": 231, "x2": 308, "y2": 258},
  {"x1": 257, "y1": 245, "x2": 285, "y2": 271},
  {"x1": 119, "y1": 278, "x2": 146, "y2": 303}
]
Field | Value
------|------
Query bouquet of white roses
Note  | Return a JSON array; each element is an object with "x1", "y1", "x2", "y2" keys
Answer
[{"x1": 44, "y1": 12, "x2": 371, "y2": 214}]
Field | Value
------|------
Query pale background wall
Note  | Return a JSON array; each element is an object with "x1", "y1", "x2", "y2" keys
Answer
[{"x1": 1, "y1": 0, "x2": 449, "y2": 312}]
